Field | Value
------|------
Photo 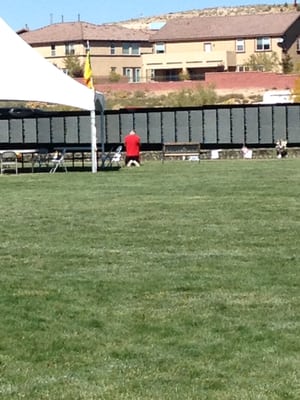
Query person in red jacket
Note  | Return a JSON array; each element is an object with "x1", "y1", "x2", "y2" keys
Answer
[{"x1": 124, "y1": 130, "x2": 141, "y2": 167}]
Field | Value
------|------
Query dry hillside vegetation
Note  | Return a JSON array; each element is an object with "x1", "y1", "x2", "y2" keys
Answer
[{"x1": 116, "y1": 4, "x2": 298, "y2": 29}]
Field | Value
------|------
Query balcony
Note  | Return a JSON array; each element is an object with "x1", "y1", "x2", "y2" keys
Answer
[{"x1": 142, "y1": 51, "x2": 236, "y2": 71}]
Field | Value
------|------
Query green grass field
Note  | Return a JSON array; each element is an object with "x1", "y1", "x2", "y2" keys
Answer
[{"x1": 1, "y1": 159, "x2": 300, "y2": 399}]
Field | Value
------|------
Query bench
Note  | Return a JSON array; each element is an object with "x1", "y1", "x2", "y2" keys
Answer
[{"x1": 162, "y1": 142, "x2": 201, "y2": 163}]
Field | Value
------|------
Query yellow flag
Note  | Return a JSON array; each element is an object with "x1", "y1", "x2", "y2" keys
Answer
[{"x1": 84, "y1": 50, "x2": 93, "y2": 89}]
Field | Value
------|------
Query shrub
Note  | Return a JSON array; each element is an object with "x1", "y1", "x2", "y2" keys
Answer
[
  {"x1": 245, "y1": 52, "x2": 280, "y2": 72},
  {"x1": 108, "y1": 71, "x2": 121, "y2": 82}
]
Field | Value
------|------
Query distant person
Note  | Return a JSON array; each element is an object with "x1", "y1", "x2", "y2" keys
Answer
[
  {"x1": 275, "y1": 139, "x2": 288, "y2": 158},
  {"x1": 241, "y1": 144, "x2": 252, "y2": 159},
  {"x1": 124, "y1": 130, "x2": 141, "y2": 167}
]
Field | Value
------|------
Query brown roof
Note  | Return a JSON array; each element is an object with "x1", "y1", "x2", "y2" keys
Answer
[
  {"x1": 151, "y1": 12, "x2": 300, "y2": 42},
  {"x1": 20, "y1": 21, "x2": 151, "y2": 44}
]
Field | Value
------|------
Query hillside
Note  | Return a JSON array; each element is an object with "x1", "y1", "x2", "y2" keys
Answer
[{"x1": 116, "y1": 3, "x2": 299, "y2": 29}]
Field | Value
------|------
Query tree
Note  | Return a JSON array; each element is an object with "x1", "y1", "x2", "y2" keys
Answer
[
  {"x1": 281, "y1": 53, "x2": 294, "y2": 74},
  {"x1": 245, "y1": 51, "x2": 280, "y2": 72},
  {"x1": 63, "y1": 55, "x2": 84, "y2": 77}
]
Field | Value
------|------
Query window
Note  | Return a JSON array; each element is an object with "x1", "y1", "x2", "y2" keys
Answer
[
  {"x1": 236, "y1": 39, "x2": 245, "y2": 53},
  {"x1": 131, "y1": 43, "x2": 139, "y2": 55},
  {"x1": 123, "y1": 67, "x2": 132, "y2": 82},
  {"x1": 122, "y1": 67, "x2": 141, "y2": 82},
  {"x1": 134, "y1": 68, "x2": 141, "y2": 82},
  {"x1": 51, "y1": 44, "x2": 56, "y2": 56},
  {"x1": 122, "y1": 43, "x2": 130, "y2": 55},
  {"x1": 154, "y1": 43, "x2": 165, "y2": 54},
  {"x1": 204, "y1": 43, "x2": 212, "y2": 52},
  {"x1": 297, "y1": 37, "x2": 300, "y2": 53},
  {"x1": 110, "y1": 43, "x2": 115, "y2": 55},
  {"x1": 236, "y1": 65, "x2": 250, "y2": 72},
  {"x1": 256, "y1": 37, "x2": 271, "y2": 51},
  {"x1": 122, "y1": 43, "x2": 140, "y2": 55},
  {"x1": 65, "y1": 43, "x2": 75, "y2": 55},
  {"x1": 123, "y1": 67, "x2": 131, "y2": 77}
]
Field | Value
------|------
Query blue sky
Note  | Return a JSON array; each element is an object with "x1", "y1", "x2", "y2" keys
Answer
[{"x1": 2, "y1": 0, "x2": 290, "y2": 31}]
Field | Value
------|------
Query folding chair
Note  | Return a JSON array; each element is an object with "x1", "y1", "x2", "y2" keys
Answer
[
  {"x1": 49, "y1": 149, "x2": 68, "y2": 173},
  {"x1": 101, "y1": 145, "x2": 122, "y2": 168},
  {"x1": 110, "y1": 145, "x2": 123, "y2": 165},
  {"x1": 0, "y1": 151, "x2": 18, "y2": 174},
  {"x1": 31, "y1": 148, "x2": 50, "y2": 172}
]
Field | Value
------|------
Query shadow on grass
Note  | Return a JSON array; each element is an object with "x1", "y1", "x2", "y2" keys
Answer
[
  {"x1": 98, "y1": 166, "x2": 122, "y2": 172},
  {"x1": 19, "y1": 165, "x2": 122, "y2": 173}
]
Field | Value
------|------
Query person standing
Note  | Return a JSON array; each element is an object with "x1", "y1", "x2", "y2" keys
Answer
[{"x1": 124, "y1": 130, "x2": 141, "y2": 167}]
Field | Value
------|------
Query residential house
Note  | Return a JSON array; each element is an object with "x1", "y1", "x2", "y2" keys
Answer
[
  {"x1": 20, "y1": 21, "x2": 153, "y2": 83},
  {"x1": 142, "y1": 12, "x2": 300, "y2": 81}
]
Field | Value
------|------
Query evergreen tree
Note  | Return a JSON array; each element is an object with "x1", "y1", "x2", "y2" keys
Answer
[{"x1": 63, "y1": 55, "x2": 84, "y2": 77}]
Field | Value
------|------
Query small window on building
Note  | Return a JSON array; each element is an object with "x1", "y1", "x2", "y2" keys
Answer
[
  {"x1": 204, "y1": 42, "x2": 212, "y2": 52},
  {"x1": 123, "y1": 67, "x2": 132, "y2": 82},
  {"x1": 134, "y1": 68, "x2": 141, "y2": 82},
  {"x1": 155, "y1": 43, "x2": 165, "y2": 54},
  {"x1": 51, "y1": 44, "x2": 56, "y2": 56},
  {"x1": 123, "y1": 67, "x2": 130, "y2": 76},
  {"x1": 236, "y1": 65, "x2": 250, "y2": 72},
  {"x1": 122, "y1": 43, "x2": 140, "y2": 55},
  {"x1": 236, "y1": 39, "x2": 245, "y2": 53},
  {"x1": 122, "y1": 43, "x2": 130, "y2": 55},
  {"x1": 110, "y1": 43, "x2": 115, "y2": 55},
  {"x1": 65, "y1": 43, "x2": 75, "y2": 55},
  {"x1": 111, "y1": 67, "x2": 116, "y2": 72},
  {"x1": 256, "y1": 37, "x2": 271, "y2": 51},
  {"x1": 297, "y1": 37, "x2": 300, "y2": 53},
  {"x1": 132, "y1": 43, "x2": 140, "y2": 55}
]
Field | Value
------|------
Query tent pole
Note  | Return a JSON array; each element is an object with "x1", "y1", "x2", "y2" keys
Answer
[
  {"x1": 91, "y1": 109, "x2": 97, "y2": 173},
  {"x1": 100, "y1": 107, "x2": 105, "y2": 161}
]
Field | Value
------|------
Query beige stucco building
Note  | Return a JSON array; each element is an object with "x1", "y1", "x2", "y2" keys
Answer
[
  {"x1": 142, "y1": 12, "x2": 300, "y2": 81},
  {"x1": 19, "y1": 12, "x2": 300, "y2": 83},
  {"x1": 20, "y1": 21, "x2": 153, "y2": 83}
]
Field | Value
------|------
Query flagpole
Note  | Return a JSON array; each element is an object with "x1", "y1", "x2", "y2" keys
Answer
[
  {"x1": 84, "y1": 41, "x2": 97, "y2": 172},
  {"x1": 91, "y1": 104, "x2": 97, "y2": 173}
]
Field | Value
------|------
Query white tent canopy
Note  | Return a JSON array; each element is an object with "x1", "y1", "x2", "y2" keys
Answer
[{"x1": 0, "y1": 17, "x2": 105, "y2": 172}]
